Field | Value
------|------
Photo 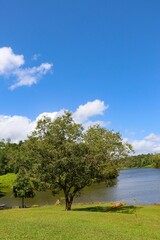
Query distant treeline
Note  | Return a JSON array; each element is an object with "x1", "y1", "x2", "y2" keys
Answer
[
  {"x1": 1, "y1": 140, "x2": 160, "y2": 176},
  {"x1": 118, "y1": 153, "x2": 160, "y2": 169}
]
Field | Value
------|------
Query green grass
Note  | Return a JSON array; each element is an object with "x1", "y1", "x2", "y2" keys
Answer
[
  {"x1": 0, "y1": 204, "x2": 160, "y2": 239},
  {"x1": 0, "y1": 173, "x2": 16, "y2": 189}
]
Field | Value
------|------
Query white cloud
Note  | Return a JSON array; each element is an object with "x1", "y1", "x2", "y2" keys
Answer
[
  {"x1": 0, "y1": 47, "x2": 24, "y2": 75},
  {"x1": 0, "y1": 47, "x2": 52, "y2": 89},
  {"x1": 0, "y1": 100, "x2": 109, "y2": 143},
  {"x1": 0, "y1": 115, "x2": 34, "y2": 142},
  {"x1": 144, "y1": 133, "x2": 160, "y2": 142},
  {"x1": 36, "y1": 112, "x2": 58, "y2": 122},
  {"x1": 0, "y1": 112, "x2": 60, "y2": 143},
  {"x1": 130, "y1": 133, "x2": 160, "y2": 154},
  {"x1": 73, "y1": 99, "x2": 108, "y2": 123},
  {"x1": 36, "y1": 109, "x2": 67, "y2": 122},
  {"x1": 10, "y1": 63, "x2": 53, "y2": 90}
]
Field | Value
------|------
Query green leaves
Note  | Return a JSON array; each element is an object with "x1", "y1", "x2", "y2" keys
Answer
[
  {"x1": 24, "y1": 111, "x2": 132, "y2": 210},
  {"x1": 13, "y1": 170, "x2": 35, "y2": 207}
]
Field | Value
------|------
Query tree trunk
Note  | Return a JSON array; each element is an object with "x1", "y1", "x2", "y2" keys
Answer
[
  {"x1": 65, "y1": 195, "x2": 73, "y2": 211},
  {"x1": 22, "y1": 197, "x2": 25, "y2": 208}
]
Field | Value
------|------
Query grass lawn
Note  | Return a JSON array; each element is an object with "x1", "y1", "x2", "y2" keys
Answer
[
  {"x1": 0, "y1": 173, "x2": 16, "y2": 189},
  {"x1": 0, "y1": 204, "x2": 160, "y2": 240}
]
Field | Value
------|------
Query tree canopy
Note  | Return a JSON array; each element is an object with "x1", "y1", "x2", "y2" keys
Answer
[
  {"x1": 24, "y1": 112, "x2": 132, "y2": 210},
  {"x1": 13, "y1": 170, "x2": 35, "y2": 208}
]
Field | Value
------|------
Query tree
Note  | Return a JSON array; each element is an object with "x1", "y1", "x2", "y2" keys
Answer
[
  {"x1": 13, "y1": 170, "x2": 35, "y2": 208},
  {"x1": 0, "y1": 140, "x2": 22, "y2": 175},
  {"x1": 0, "y1": 183, "x2": 5, "y2": 198},
  {"x1": 0, "y1": 140, "x2": 11, "y2": 175},
  {"x1": 84, "y1": 125, "x2": 132, "y2": 184},
  {"x1": 153, "y1": 154, "x2": 160, "y2": 168},
  {"x1": 6, "y1": 141, "x2": 24, "y2": 174},
  {"x1": 26, "y1": 112, "x2": 132, "y2": 210}
]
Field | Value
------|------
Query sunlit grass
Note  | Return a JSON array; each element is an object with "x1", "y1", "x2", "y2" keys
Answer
[
  {"x1": 0, "y1": 204, "x2": 160, "y2": 239},
  {"x1": 0, "y1": 173, "x2": 16, "y2": 190}
]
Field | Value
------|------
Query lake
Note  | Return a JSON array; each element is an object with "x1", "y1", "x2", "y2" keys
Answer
[{"x1": 1, "y1": 168, "x2": 160, "y2": 207}]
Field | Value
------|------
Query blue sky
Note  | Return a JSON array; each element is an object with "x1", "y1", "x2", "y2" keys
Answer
[{"x1": 0, "y1": 0, "x2": 160, "y2": 153}]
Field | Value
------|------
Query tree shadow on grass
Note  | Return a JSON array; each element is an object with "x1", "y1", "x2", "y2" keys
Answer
[{"x1": 73, "y1": 205, "x2": 141, "y2": 214}]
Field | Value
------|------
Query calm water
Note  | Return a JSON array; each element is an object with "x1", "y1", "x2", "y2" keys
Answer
[{"x1": 1, "y1": 168, "x2": 160, "y2": 207}]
